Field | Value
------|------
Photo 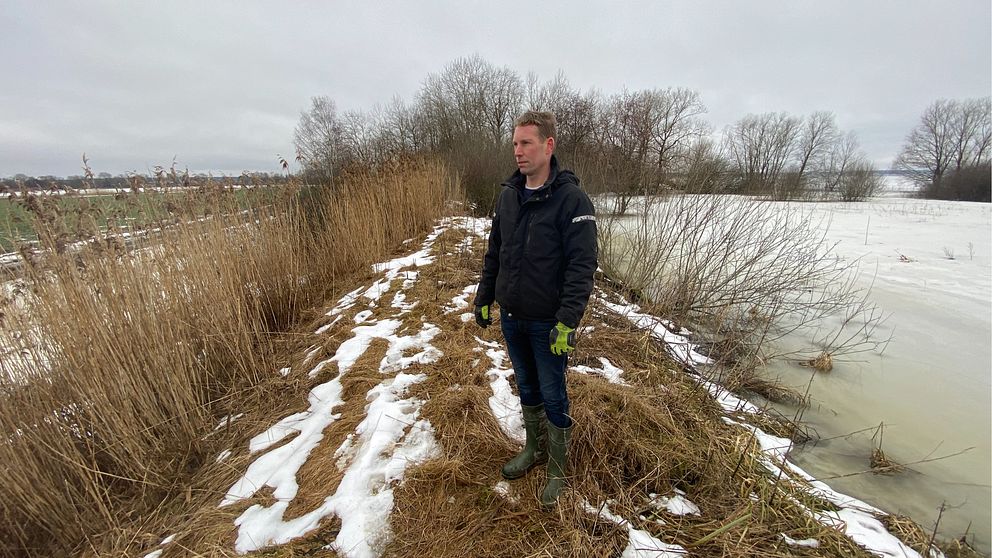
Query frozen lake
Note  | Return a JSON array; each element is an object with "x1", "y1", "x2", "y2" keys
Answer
[
  {"x1": 603, "y1": 184, "x2": 991, "y2": 554},
  {"x1": 761, "y1": 193, "x2": 991, "y2": 554}
]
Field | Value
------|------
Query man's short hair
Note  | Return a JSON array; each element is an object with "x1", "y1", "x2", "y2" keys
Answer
[{"x1": 514, "y1": 110, "x2": 557, "y2": 141}]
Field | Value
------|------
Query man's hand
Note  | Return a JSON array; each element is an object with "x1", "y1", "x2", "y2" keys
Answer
[
  {"x1": 474, "y1": 304, "x2": 492, "y2": 328},
  {"x1": 549, "y1": 322, "x2": 576, "y2": 355}
]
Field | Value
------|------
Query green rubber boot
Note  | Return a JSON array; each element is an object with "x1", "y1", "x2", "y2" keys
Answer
[
  {"x1": 501, "y1": 404, "x2": 548, "y2": 480},
  {"x1": 540, "y1": 420, "x2": 573, "y2": 507}
]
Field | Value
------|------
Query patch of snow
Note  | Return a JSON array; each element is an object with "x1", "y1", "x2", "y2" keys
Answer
[
  {"x1": 353, "y1": 310, "x2": 374, "y2": 323},
  {"x1": 398, "y1": 270, "x2": 419, "y2": 290},
  {"x1": 160, "y1": 534, "x2": 175, "y2": 545},
  {"x1": 624, "y1": 529, "x2": 687, "y2": 558},
  {"x1": 570, "y1": 356, "x2": 626, "y2": 385},
  {"x1": 328, "y1": 287, "x2": 364, "y2": 316},
  {"x1": 444, "y1": 284, "x2": 477, "y2": 314},
  {"x1": 493, "y1": 480, "x2": 519, "y2": 504},
  {"x1": 483, "y1": 346, "x2": 524, "y2": 443},
  {"x1": 780, "y1": 533, "x2": 819, "y2": 548},
  {"x1": 320, "y1": 319, "x2": 402, "y2": 378},
  {"x1": 363, "y1": 277, "x2": 392, "y2": 303},
  {"x1": 216, "y1": 449, "x2": 232, "y2": 463},
  {"x1": 702, "y1": 379, "x2": 761, "y2": 414},
  {"x1": 451, "y1": 216, "x2": 490, "y2": 239},
  {"x1": 380, "y1": 323, "x2": 443, "y2": 373},
  {"x1": 647, "y1": 492, "x2": 701, "y2": 516},
  {"x1": 231, "y1": 372, "x2": 439, "y2": 555},
  {"x1": 316, "y1": 315, "x2": 342, "y2": 335},
  {"x1": 277, "y1": 367, "x2": 291, "y2": 377},
  {"x1": 474, "y1": 336, "x2": 500, "y2": 348},
  {"x1": 459, "y1": 312, "x2": 474, "y2": 322},
  {"x1": 221, "y1": 376, "x2": 345, "y2": 507},
  {"x1": 390, "y1": 291, "x2": 418, "y2": 313},
  {"x1": 333, "y1": 434, "x2": 355, "y2": 470},
  {"x1": 142, "y1": 550, "x2": 163, "y2": 558},
  {"x1": 371, "y1": 249, "x2": 433, "y2": 274},
  {"x1": 214, "y1": 413, "x2": 244, "y2": 431},
  {"x1": 582, "y1": 500, "x2": 687, "y2": 557},
  {"x1": 596, "y1": 293, "x2": 711, "y2": 366}
]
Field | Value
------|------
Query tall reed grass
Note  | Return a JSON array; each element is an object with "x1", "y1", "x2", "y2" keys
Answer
[{"x1": 0, "y1": 158, "x2": 456, "y2": 556}]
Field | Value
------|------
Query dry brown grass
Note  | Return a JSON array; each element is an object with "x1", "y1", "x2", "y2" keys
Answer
[
  {"x1": 1, "y1": 179, "x2": 949, "y2": 557},
  {"x1": 313, "y1": 226, "x2": 883, "y2": 557},
  {"x1": 869, "y1": 448, "x2": 905, "y2": 475},
  {"x1": 800, "y1": 352, "x2": 834, "y2": 372},
  {"x1": 0, "y1": 158, "x2": 455, "y2": 557}
]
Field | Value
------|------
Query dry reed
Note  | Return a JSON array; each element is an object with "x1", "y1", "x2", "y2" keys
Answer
[{"x1": 0, "y1": 158, "x2": 454, "y2": 557}]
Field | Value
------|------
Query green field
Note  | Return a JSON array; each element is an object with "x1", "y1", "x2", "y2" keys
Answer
[{"x1": 0, "y1": 189, "x2": 266, "y2": 252}]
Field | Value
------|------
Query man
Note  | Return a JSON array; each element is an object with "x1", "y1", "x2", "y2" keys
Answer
[{"x1": 474, "y1": 110, "x2": 597, "y2": 506}]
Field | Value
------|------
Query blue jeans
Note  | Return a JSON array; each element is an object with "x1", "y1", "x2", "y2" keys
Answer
[{"x1": 500, "y1": 310, "x2": 572, "y2": 428}]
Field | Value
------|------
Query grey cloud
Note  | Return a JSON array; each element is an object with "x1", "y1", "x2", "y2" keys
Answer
[{"x1": 1, "y1": 0, "x2": 988, "y2": 177}]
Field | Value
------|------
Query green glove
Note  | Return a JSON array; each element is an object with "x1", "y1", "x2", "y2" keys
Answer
[
  {"x1": 549, "y1": 322, "x2": 576, "y2": 355},
  {"x1": 474, "y1": 304, "x2": 492, "y2": 328}
]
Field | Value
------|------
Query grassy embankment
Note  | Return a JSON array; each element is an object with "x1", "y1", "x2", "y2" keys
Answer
[
  {"x1": 0, "y1": 159, "x2": 454, "y2": 557},
  {"x1": 99, "y1": 212, "x2": 954, "y2": 556}
]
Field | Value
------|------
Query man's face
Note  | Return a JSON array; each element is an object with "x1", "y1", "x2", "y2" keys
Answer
[{"x1": 512, "y1": 124, "x2": 554, "y2": 177}]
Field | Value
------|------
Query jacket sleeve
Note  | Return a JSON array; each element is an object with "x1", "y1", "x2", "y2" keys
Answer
[
  {"x1": 556, "y1": 190, "x2": 598, "y2": 328},
  {"x1": 474, "y1": 195, "x2": 502, "y2": 307}
]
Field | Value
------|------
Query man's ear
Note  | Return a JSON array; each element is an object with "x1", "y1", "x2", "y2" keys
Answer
[{"x1": 546, "y1": 136, "x2": 555, "y2": 155}]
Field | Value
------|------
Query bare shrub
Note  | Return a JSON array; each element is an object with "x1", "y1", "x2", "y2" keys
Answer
[
  {"x1": 597, "y1": 194, "x2": 886, "y2": 379},
  {"x1": 838, "y1": 160, "x2": 884, "y2": 202},
  {"x1": 924, "y1": 162, "x2": 991, "y2": 202},
  {"x1": 894, "y1": 96, "x2": 991, "y2": 194},
  {"x1": 0, "y1": 158, "x2": 454, "y2": 556}
]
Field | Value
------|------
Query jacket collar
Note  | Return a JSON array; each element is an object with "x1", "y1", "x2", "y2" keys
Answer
[{"x1": 504, "y1": 155, "x2": 561, "y2": 193}]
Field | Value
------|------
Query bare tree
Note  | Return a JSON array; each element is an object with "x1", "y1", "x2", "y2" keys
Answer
[
  {"x1": 679, "y1": 138, "x2": 730, "y2": 193},
  {"x1": 790, "y1": 111, "x2": 839, "y2": 197},
  {"x1": 894, "y1": 97, "x2": 992, "y2": 191},
  {"x1": 293, "y1": 96, "x2": 342, "y2": 185},
  {"x1": 414, "y1": 55, "x2": 524, "y2": 210},
  {"x1": 648, "y1": 88, "x2": 708, "y2": 184},
  {"x1": 723, "y1": 112, "x2": 802, "y2": 197},
  {"x1": 380, "y1": 96, "x2": 427, "y2": 157},
  {"x1": 952, "y1": 97, "x2": 991, "y2": 170},
  {"x1": 592, "y1": 88, "x2": 708, "y2": 213},
  {"x1": 524, "y1": 71, "x2": 600, "y2": 167},
  {"x1": 336, "y1": 109, "x2": 386, "y2": 168},
  {"x1": 416, "y1": 54, "x2": 523, "y2": 150}
]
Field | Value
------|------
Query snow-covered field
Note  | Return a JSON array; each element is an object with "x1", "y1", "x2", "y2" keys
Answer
[{"x1": 758, "y1": 191, "x2": 991, "y2": 554}]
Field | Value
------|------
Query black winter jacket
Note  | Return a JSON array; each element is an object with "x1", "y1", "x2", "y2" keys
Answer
[{"x1": 475, "y1": 156, "x2": 597, "y2": 328}]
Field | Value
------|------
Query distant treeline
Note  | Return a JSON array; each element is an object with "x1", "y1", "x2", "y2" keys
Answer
[
  {"x1": 0, "y1": 172, "x2": 292, "y2": 192},
  {"x1": 292, "y1": 55, "x2": 991, "y2": 209}
]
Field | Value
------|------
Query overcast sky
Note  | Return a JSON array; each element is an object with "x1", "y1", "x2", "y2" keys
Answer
[{"x1": 1, "y1": 1, "x2": 989, "y2": 177}]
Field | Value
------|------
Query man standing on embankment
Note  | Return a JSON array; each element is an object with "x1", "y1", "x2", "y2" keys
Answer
[{"x1": 474, "y1": 110, "x2": 598, "y2": 506}]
